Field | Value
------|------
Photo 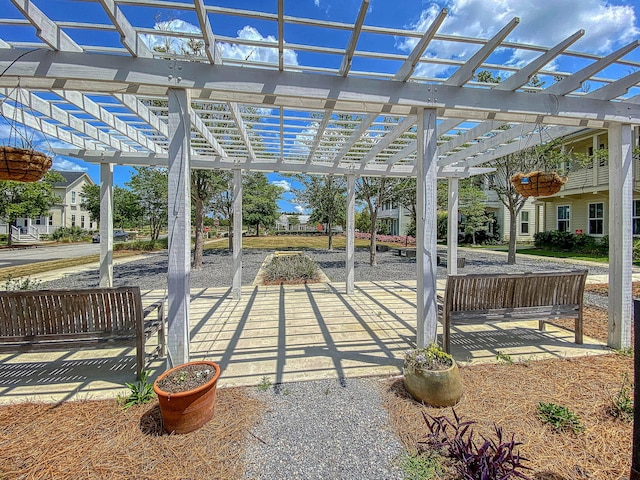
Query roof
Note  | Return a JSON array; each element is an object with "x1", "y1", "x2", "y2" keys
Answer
[
  {"x1": 0, "y1": 1, "x2": 639, "y2": 179},
  {"x1": 51, "y1": 171, "x2": 92, "y2": 188}
]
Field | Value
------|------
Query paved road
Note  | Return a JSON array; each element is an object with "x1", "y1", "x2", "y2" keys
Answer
[{"x1": 0, "y1": 243, "x2": 100, "y2": 268}]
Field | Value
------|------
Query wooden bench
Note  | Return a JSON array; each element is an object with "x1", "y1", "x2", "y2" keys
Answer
[
  {"x1": 0, "y1": 286, "x2": 165, "y2": 379},
  {"x1": 440, "y1": 270, "x2": 587, "y2": 353}
]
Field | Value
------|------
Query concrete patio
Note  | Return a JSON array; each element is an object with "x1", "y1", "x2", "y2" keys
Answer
[{"x1": 0, "y1": 280, "x2": 609, "y2": 405}]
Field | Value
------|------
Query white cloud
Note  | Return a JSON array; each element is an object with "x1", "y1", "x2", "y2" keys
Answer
[
  {"x1": 217, "y1": 26, "x2": 299, "y2": 66},
  {"x1": 397, "y1": 0, "x2": 639, "y2": 78},
  {"x1": 294, "y1": 205, "x2": 305, "y2": 214},
  {"x1": 140, "y1": 20, "x2": 202, "y2": 54},
  {"x1": 273, "y1": 179, "x2": 291, "y2": 191},
  {"x1": 52, "y1": 158, "x2": 87, "y2": 172},
  {"x1": 314, "y1": 0, "x2": 320, "y2": 6}
]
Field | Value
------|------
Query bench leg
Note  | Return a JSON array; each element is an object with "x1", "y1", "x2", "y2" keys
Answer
[
  {"x1": 575, "y1": 313, "x2": 583, "y2": 344},
  {"x1": 443, "y1": 314, "x2": 451, "y2": 354},
  {"x1": 538, "y1": 319, "x2": 546, "y2": 332}
]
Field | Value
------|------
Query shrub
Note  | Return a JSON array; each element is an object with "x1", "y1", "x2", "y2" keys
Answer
[
  {"x1": 263, "y1": 253, "x2": 319, "y2": 283},
  {"x1": 634, "y1": 239, "x2": 640, "y2": 262},
  {"x1": 51, "y1": 226, "x2": 90, "y2": 242},
  {"x1": 536, "y1": 402, "x2": 584, "y2": 434},
  {"x1": 114, "y1": 237, "x2": 168, "y2": 251},
  {"x1": 3, "y1": 275, "x2": 42, "y2": 291},
  {"x1": 419, "y1": 410, "x2": 531, "y2": 479}
]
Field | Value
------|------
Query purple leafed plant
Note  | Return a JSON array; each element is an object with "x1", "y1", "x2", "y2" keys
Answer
[{"x1": 418, "y1": 409, "x2": 531, "y2": 480}]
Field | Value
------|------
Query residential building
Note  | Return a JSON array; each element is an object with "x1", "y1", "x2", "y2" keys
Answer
[{"x1": 1, "y1": 171, "x2": 97, "y2": 241}]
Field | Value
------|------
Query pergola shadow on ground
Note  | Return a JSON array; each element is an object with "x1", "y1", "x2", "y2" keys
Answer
[{"x1": 0, "y1": 281, "x2": 607, "y2": 404}]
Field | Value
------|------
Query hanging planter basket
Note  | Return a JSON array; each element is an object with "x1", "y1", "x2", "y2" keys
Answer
[
  {"x1": 510, "y1": 171, "x2": 567, "y2": 198},
  {"x1": 0, "y1": 146, "x2": 53, "y2": 182}
]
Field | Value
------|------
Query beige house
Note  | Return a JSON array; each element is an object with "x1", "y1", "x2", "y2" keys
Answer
[
  {"x1": 5, "y1": 171, "x2": 97, "y2": 241},
  {"x1": 531, "y1": 129, "x2": 639, "y2": 239}
]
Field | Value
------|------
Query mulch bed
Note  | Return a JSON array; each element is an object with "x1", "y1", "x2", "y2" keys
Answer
[
  {"x1": 0, "y1": 388, "x2": 265, "y2": 479},
  {"x1": 383, "y1": 302, "x2": 636, "y2": 480},
  {"x1": 383, "y1": 354, "x2": 634, "y2": 479}
]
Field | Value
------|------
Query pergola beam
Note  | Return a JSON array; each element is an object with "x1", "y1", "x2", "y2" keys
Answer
[
  {"x1": 10, "y1": 0, "x2": 83, "y2": 52},
  {"x1": 444, "y1": 17, "x2": 519, "y2": 87},
  {"x1": 194, "y1": 0, "x2": 220, "y2": 64},
  {"x1": 338, "y1": 0, "x2": 369, "y2": 77},
  {"x1": 394, "y1": 8, "x2": 448, "y2": 82},
  {"x1": 97, "y1": 0, "x2": 152, "y2": 58},
  {"x1": 55, "y1": 148, "x2": 493, "y2": 178},
  {"x1": 227, "y1": 102, "x2": 256, "y2": 161},
  {"x1": 2, "y1": 50, "x2": 639, "y2": 125}
]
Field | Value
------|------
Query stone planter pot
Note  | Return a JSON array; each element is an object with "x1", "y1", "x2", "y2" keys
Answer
[
  {"x1": 153, "y1": 361, "x2": 221, "y2": 434},
  {"x1": 403, "y1": 361, "x2": 462, "y2": 407}
]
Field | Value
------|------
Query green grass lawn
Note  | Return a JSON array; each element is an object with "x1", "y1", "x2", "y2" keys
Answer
[{"x1": 460, "y1": 243, "x2": 610, "y2": 263}]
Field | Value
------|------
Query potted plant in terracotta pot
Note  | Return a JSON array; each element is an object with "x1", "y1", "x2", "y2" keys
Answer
[
  {"x1": 153, "y1": 360, "x2": 221, "y2": 434},
  {"x1": 403, "y1": 343, "x2": 462, "y2": 407}
]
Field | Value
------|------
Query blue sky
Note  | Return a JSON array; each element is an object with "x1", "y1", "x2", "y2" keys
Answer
[{"x1": 1, "y1": 0, "x2": 639, "y2": 213}]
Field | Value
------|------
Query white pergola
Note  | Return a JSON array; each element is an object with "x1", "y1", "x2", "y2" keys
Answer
[{"x1": 0, "y1": 0, "x2": 638, "y2": 368}]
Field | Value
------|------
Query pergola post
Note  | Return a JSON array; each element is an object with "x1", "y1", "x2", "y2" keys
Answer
[
  {"x1": 447, "y1": 178, "x2": 459, "y2": 275},
  {"x1": 99, "y1": 162, "x2": 113, "y2": 287},
  {"x1": 416, "y1": 107, "x2": 439, "y2": 348},
  {"x1": 232, "y1": 168, "x2": 243, "y2": 300},
  {"x1": 608, "y1": 123, "x2": 633, "y2": 349},
  {"x1": 346, "y1": 174, "x2": 356, "y2": 294},
  {"x1": 166, "y1": 87, "x2": 191, "y2": 368}
]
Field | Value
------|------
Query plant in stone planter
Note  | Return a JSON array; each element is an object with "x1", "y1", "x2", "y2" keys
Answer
[
  {"x1": 153, "y1": 360, "x2": 221, "y2": 434},
  {"x1": 403, "y1": 343, "x2": 462, "y2": 407}
]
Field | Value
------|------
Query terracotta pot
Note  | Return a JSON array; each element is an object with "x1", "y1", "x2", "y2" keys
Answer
[
  {"x1": 403, "y1": 361, "x2": 462, "y2": 407},
  {"x1": 153, "y1": 361, "x2": 221, "y2": 434}
]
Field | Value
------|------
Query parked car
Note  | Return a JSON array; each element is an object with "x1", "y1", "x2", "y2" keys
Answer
[{"x1": 92, "y1": 230, "x2": 130, "y2": 243}]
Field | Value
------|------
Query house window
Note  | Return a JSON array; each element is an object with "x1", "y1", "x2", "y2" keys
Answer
[
  {"x1": 633, "y1": 200, "x2": 640, "y2": 235},
  {"x1": 81, "y1": 216, "x2": 85, "y2": 228},
  {"x1": 557, "y1": 205, "x2": 570, "y2": 232},
  {"x1": 71, "y1": 191, "x2": 76, "y2": 204},
  {"x1": 588, "y1": 202, "x2": 604, "y2": 235},
  {"x1": 48, "y1": 215, "x2": 53, "y2": 226},
  {"x1": 520, "y1": 211, "x2": 529, "y2": 234},
  {"x1": 71, "y1": 214, "x2": 76, "y2": 227}
]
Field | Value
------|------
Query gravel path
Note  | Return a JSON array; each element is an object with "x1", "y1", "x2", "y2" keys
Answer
[
  {"x1": 243, "y1": 378, "x2": 404, "y2": 480},
  {"x1": 41, "y1": 246, "x2": 612, "y2": 308},
  {"x1": 39, "y1": 246, "x2": 615, "y2": 479}
]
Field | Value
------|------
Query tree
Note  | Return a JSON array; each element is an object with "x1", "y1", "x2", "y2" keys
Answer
[
  {"x1": 459, "y1": 181, "x2": 489, "y2": 245},
  {"x1": 355, "y1": 209, "x2": 371, "y2": 233},
  {"x1": 80, "y1": 183, "x2": 100, "y2": 222},
  {"x1": 114, "y1": 186, "x2": 143, "y2": 230},
  {"x1": 126, "y1": 167, "x2": 168, "y2": 240},
  {"x1": 192, "y1": 170, "x2": 226, "y2": 269},
  {"x1": 356, "y1": 176, "x2": 399, "y2": 265},
  {"x1": 0, "y1": 171, "x2": 63, "y2": 246},
  {"x1": 210, "y1": 171, "x2": 235, "y2": 250},
  {"x1": 242, "y1": 173, "x2": 282, "y2": 236},
  {"x1": 290, "y1": 174, "x2": 347, "y2": 250}
]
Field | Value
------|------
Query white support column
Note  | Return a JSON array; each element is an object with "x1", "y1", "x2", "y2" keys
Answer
[
  {"x1": 346, "y1": 174, "x2": 356, "y2": 294},
  {"x1": 232, "y1": 168, "x2": 243, "y2": 300},
  {"x1": 416, "y1": 108, "x2": 439, "y2": 348},
  {"x1": 167, "y1": 88, "x2": 191, "y2": 368},
  {"x1": 447, "y1": 178, "x2": 459, "y2": 275},
  {"x1": 608, "y1": 123, "x2": 633, "y2": 349},
  {"x1": 99, "y1": 162, "x2": 114, "y2": 287}
]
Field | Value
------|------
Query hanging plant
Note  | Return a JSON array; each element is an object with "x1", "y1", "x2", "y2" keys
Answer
[
  {"x1": 510, "y1": 170, "x2": 567, "y2": 197},
  {"x1": 0, "y1": 86, "x2": 53, "y2": 182}
]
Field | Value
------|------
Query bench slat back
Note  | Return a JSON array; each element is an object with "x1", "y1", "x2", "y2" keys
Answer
[
  {"x1": 0, "y1": 287, "x2": 143, "y2": 338},
  {"x1": 445, "y1": 270, "x2": 587, "y2": 313}
]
